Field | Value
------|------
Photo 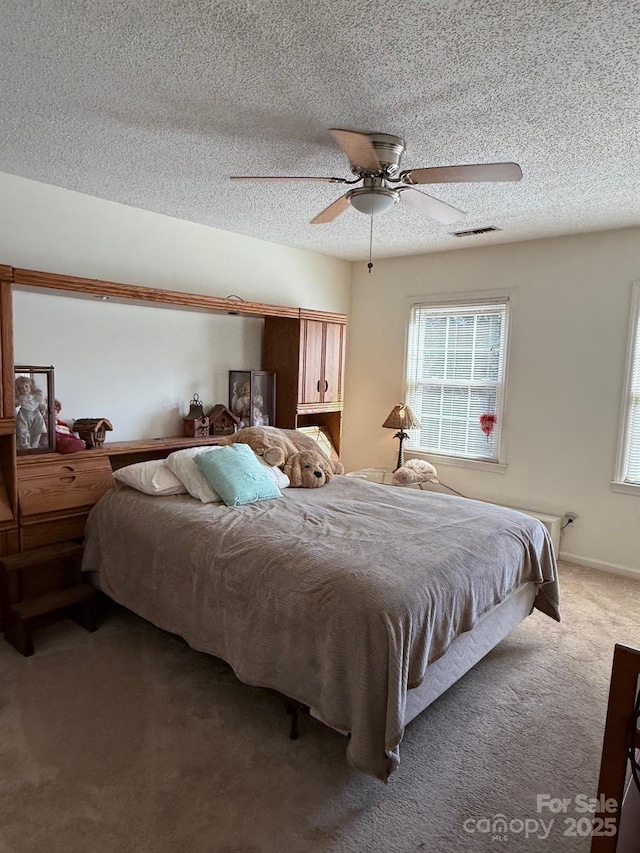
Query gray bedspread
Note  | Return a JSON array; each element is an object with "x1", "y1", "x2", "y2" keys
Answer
[{"x1": 82, "y1": 476, "x2": 559, "y2": 780}]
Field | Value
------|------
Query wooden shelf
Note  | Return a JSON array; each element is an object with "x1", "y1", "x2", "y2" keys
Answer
[
  {"x1": 9, "y1": 266, "x2": 347, "y2": 324},
  {"x1": 17, "y1": 435, "x2": 226, "y2": 467}
]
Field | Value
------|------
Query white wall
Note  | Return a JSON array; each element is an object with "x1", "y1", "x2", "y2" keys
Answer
[
  {"x1": 0, "y1": 172, "x2": 351, "y2": 312},
  {"x1": 0, "y1": 171, "x2": 351, "y2": 439},
  {"x1": 342, "y1": 228, "x2": 640, "y2": 575}
]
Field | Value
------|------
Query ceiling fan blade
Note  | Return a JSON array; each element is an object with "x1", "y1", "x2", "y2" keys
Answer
[
  {"x1": 310, "y1": 192, "x2": 352, "y2": 225},
  {"x1": 399, "y1": 187, "x2": 465, "y2": 224},
  {"x1": 402, "y1": 162, "x2": 523, "y2": 185},
  {"x1": 329, "y1": 129, "x2": 381, "y2": 171},
  {"x1": 230, "y1": 175, "x2": 347, "y2": 183}
]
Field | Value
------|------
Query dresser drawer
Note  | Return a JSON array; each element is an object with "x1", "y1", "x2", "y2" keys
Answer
[
  {"x1": 18, "y1": 457, "x2": 114, "y2": 517},
  {"x1": 20, "y1": 510, "x2": 90, "y2": 550}
]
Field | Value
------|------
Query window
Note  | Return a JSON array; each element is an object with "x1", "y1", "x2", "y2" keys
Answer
[
  {"x1": 405, "y1": 296, "x2": 510, "y2": 465},
  {"x1": 616, "y1": 284, "x2": 640, "y2": 490}
]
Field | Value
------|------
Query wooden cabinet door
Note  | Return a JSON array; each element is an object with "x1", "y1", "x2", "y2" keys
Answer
[
  {"x1": 322, "y1": 322, "x2": 345, "y2": 405},
  {"x1": 299, "y1": 319, "x2": 325, "y2": 404},
  {"x1": 299, "y1": 319, "x2": 346, "y2": 408}
]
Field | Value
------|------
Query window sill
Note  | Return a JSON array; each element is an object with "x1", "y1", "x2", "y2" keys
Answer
[
  {"x1": 611, "y1": 481, "x2": 640, "y2": 496},
  {"x1": 407, "y1": 451, "x2": 507, "y2": 474}
]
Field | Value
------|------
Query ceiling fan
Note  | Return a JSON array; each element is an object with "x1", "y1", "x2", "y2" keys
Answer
[{"x1": 230, "y1": 128, "x2": 523, "y2": 226}]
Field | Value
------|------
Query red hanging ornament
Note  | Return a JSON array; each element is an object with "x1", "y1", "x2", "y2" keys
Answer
[{"x1": 479, "y1": 413, "x2": 497, "y2": 438}]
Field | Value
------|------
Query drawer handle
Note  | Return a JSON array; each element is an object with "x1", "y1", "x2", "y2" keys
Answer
[
  {"x1": 57, "y1": 465, "x2": 75, "y2": 474},
  {"x1": 59, "y1": 474, "x2": 77, "y2": 484}
]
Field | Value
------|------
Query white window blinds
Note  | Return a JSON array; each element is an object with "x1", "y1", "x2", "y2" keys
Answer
[
  {"x1": 620, "y1": 290, "x2": 640, "y2": 485},
  {"x1": 405, "y1": 298, "x2": 509, "y2": 462}
]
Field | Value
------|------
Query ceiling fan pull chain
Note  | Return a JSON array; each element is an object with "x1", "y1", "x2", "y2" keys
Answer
[{"x1": 367, "y1": 195, "x2": 374, "y2": 274}]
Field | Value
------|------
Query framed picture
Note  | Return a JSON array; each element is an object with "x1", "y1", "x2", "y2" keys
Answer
[
  {"x1": 229, "y1": 370, "x2": 276, "y2": 429},
  {"x1": 14, "y1": 365, "x2": 56, "y2": 454}
]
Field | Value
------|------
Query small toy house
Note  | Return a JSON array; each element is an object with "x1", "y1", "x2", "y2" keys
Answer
[
  {"x1": 183, "y1": 394, "x2": 209, "y2": 438},
  {"x1": 206, "y1": 404, "x2": 240, "y2": 436},
  {"x1": 72, "y1": 418, "x2": 113, "y2": 448}
]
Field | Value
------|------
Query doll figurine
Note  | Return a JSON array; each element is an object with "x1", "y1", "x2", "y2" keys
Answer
[
  {"x1": 15, "y1": 375, "x2": 47, "y2": 449},
  {"x1": 54, "y1": 399, "x2": 86, "y2": 453},
  {"x1": 55, "y1": 399, "x2": 71, "y2": 434}
]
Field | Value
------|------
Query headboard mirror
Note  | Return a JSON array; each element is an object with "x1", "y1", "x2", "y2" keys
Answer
[{"x1": 13, "y1": 288, "x2": 263, "y2": 442}]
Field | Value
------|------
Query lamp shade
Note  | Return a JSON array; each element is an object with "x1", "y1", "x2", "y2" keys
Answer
[
  {"x1": 382, "y1": 403, "x2": 420, "y2": 431},
  {"x1": 348, "y1": 188, "x2": 398, "y2": 216}
]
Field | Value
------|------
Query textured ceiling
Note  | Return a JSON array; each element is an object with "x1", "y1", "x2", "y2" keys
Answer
[{"x1": 1, "y1": 0, "x2": 639, "y2": 262}]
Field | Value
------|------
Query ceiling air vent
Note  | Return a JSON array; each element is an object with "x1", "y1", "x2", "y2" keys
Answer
[{"x1": 450, "y1": 226, "x2": 501, "y2": 238}]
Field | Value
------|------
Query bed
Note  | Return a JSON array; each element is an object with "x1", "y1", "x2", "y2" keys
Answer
[{"x1": 82, "y1": 475, "x2": 560, "y2": 781}]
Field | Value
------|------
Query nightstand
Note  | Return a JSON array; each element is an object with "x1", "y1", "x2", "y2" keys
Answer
[
  {"x1": 345, "y1": 467, "x2": 396, "y2": 485},
  {"x1": 345, "y1": 468, "x2": 453, "y2": 493},
  {"x1": 0, "y1": 542, "x2": 97, "y2": 656}
]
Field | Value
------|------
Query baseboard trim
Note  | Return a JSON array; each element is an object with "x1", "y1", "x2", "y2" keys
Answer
[{"x1": 559, "y1": 551, "x2": 640, "y2": 581}]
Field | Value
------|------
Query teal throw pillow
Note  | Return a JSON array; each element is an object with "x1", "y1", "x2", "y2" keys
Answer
[{"x1": 194, "y1": 443, "x2": 282, "y2": 507}]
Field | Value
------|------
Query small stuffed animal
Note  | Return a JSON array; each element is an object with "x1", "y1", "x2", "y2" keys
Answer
[
  {"x1": 391, "y1": 458, "x2": 438, "y2": 485},
  {"x1": 284, "y1": 449, "x2": 336, "y2": 488}
]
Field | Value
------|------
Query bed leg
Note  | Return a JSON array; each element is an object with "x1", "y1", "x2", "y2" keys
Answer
[{"x1": 284, "y1": 699, "x2": 299, "y2": 740}]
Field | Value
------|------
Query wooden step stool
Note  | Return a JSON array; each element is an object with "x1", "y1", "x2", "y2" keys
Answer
[{"x1": 0, "y1": 542, "x2": 97, "y2": 657}]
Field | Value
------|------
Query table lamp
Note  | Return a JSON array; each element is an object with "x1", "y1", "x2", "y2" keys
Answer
[{"x1": 382, "y1": 403, "x2": 421, "y2": 471}]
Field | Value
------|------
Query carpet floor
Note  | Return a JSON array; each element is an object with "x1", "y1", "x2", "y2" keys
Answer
[{"x1": 1, "y1": 561, "x2": 639, "y2": 853}]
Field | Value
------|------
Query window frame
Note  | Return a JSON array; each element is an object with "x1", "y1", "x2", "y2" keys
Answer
[
  {"x1": 613, "y1": 281, "x2": 640, "y2": 495},
  {"x1": 402, "y1": 289, "x2": 514, "y2": 472}
]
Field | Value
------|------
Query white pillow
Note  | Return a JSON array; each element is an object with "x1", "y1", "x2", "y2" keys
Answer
[
  {"x1": 166, "y1": 446, "x2": 224, "y2": 503},
  {"x1": 113, "y1": 459, "x2": 187, "y2": 496},
  {"x1": 166, "y1": 445, "x2": 290, "y2": 503},
  {"x1": 258, "y1": 456, "x2": 290, "y2": 489}
]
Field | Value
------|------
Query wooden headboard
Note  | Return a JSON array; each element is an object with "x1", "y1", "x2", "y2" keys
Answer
[
  {"x1": 15, "y1": 427, "x2": 341, "y2": 552},
  {"x1": 0, "y1": 264, "x2": 346, "y2": 559},
  {"x1": 16, "y1": 436, "x2": 225, "y2": 551}
]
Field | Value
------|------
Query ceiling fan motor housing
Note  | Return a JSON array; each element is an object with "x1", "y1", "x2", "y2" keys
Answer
[{"x1": 350, "y1": 132, "x2": 406, "y2": 178}]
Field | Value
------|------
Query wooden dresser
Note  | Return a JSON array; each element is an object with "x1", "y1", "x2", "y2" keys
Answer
[{"x1": 18, "y1": 453, "x2": 113, "y2": 550}]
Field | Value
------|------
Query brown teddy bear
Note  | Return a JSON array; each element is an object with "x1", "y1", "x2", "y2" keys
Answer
[
  {"x1": 219, "y1": 425, "x2": 296, "y2": 467},
  {"x1": 284, "y1": 449, "x2": 337, "y2": 488},
  {"x1": 219, "y1": 425, "x2": 344, "y2": 484},
  {"x1": 280, "y1": 427, "x2": 344, "y2": 476}
]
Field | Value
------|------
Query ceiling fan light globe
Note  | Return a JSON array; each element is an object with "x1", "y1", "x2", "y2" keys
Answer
[{"x1": 347, "y1": 188, "x2": 398, "y2": 216}]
